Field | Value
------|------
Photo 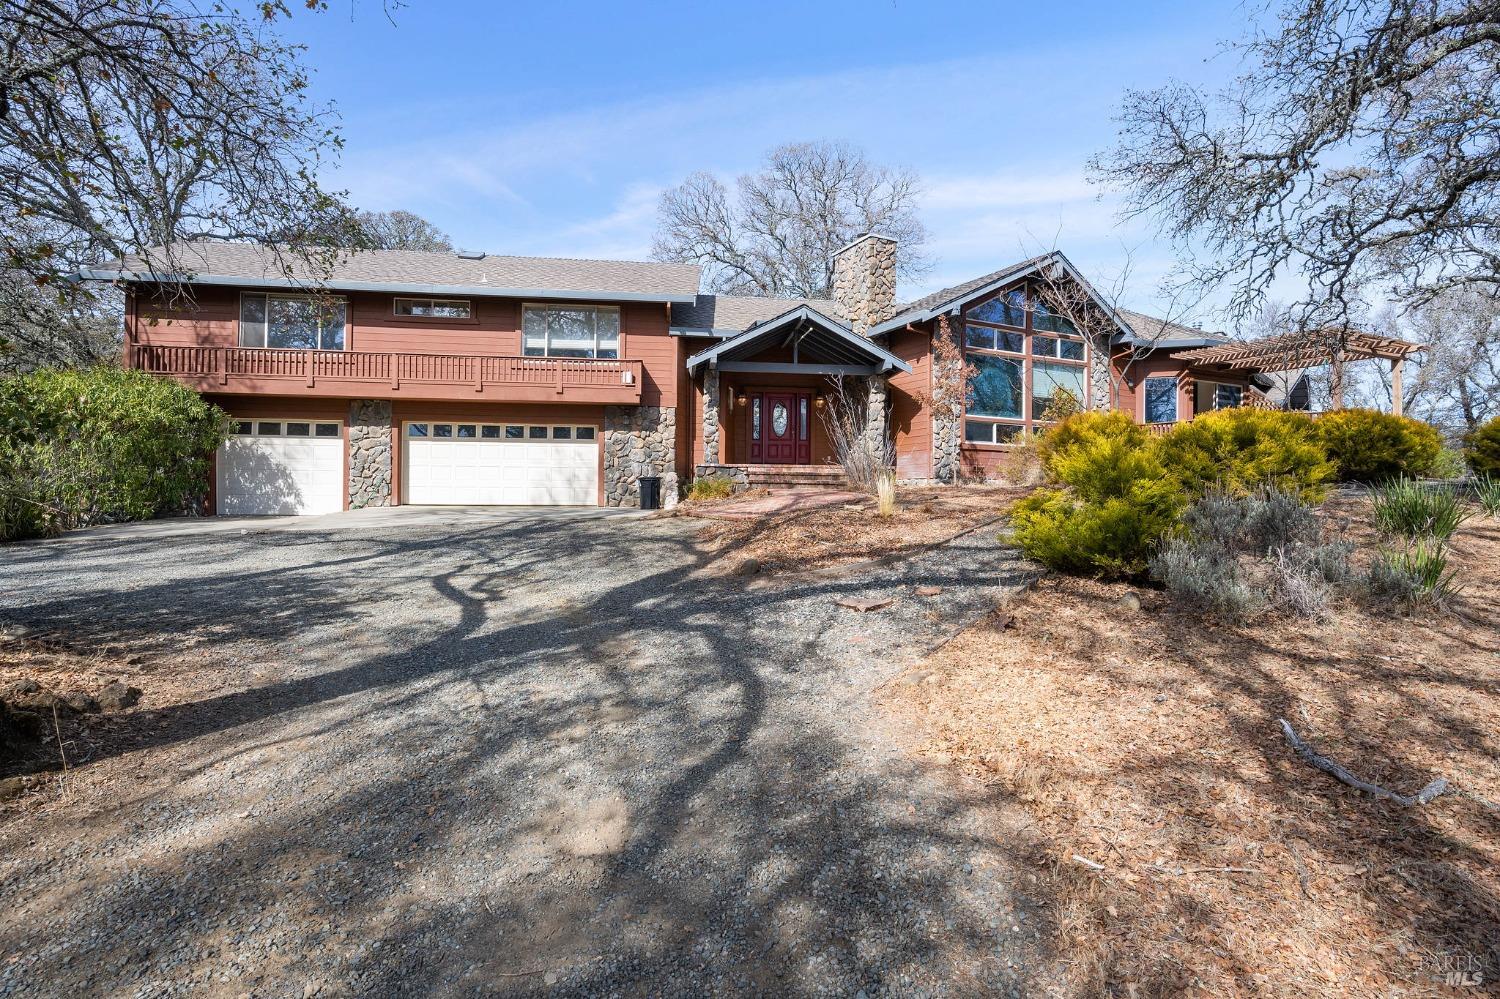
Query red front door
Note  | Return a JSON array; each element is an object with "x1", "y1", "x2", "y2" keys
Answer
[{"x1": 750, "y1": 391, "x2": 812, "y2": 464}]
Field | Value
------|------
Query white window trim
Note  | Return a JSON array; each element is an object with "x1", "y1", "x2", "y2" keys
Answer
[
  {"x1": 521, "y1": 303, "x2": 622, "y2": 359},
  {"x1": 239, "y1": 291, "x2": 349, "y2": 351}
]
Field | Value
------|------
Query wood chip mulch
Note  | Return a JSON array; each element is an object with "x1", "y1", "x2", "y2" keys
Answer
[
  {"x1": 690, "y1": 484, "x2": 1029, "y2": 575},
  {"x1": 883, "y1": 497, "x2": 1500, "y2": 998}
]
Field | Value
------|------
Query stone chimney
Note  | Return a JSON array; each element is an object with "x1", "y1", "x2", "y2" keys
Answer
[{"x1": 832, "y1": 233, "x2": 897, "y2": 336}]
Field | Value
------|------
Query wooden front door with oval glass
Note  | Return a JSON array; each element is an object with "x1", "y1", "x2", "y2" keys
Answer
[{"x1": 749, "y1": 391, "x2": 812, "y2": 464}]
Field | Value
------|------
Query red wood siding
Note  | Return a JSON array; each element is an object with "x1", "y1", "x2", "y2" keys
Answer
[
  {"x1": 886, "y1": 325, "x2": 933, "y2": 479},
  {"x1": 1113, "y1": 352, "x2": 1253, "y2": 424},
  {"x1": 131, "y1": 286, "x2": 678, "y2": 407}
]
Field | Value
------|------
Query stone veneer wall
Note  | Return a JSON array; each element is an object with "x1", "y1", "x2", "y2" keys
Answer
[
  {"x1": 701, "y1": 369, "x2": 721, "y2": 464},
  {"x1": 348, "y1": 400, "x2": 393, "y2": 508},
  {"x1": 1088, "y1": 331, "x2": 1114, "y2": 412},
  {"x1": 831, "y1": 234, "x2": 898, "y2": 336},
  {"x1": 861, "y1": 375, "x2": 891, "y2": 464},
  {"x1": 603, "y1": 405, "x2": 677, "y2": 508},
  {"x1": 693, "y1": 463, "x2": 749, "y2": 492}
]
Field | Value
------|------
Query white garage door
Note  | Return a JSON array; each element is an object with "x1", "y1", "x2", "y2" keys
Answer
[
  {"x1": 217, "y1": 419, "x2": 344, "y2": 516},
  {"x1": 404, "y1": 421, "x2": 598, "y2": 506}
]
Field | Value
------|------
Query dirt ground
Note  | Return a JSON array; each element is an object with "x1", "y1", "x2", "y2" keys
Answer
[
  {"x1": 691, "y1": 483, "x2": 1028, "y2": 574},
  {"x1": 884, "y1": 496, "x2": 1500, "y2": 997}
]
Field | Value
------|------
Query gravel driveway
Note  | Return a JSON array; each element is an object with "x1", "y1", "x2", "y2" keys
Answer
[{"x1": 0, "y1": 507, "x2": 1037, "y2": 997}]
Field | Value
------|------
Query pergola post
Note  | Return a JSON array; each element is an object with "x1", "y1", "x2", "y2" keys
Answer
[
  {"x1": 1328, "y1": 344, "x2": 1345, "y2": 410},
  {"x1": 1391, "y1": 357, "x2": 1404, "y2": 417}
]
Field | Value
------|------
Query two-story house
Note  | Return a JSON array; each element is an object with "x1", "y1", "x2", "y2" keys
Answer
[{"x1": 91, "y1": 235, "x2": 1320, "y2": 515}]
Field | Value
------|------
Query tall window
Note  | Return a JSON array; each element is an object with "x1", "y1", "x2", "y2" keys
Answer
[
  {"x1": 962, "y1": 286, "x2": 1087, "y2": 443},
  {"x1": 522, "y1": 304, "x2": 620, "y2": 358},
  {"x1": 1143, "y1": 377, "x2": 1178, "y2": 424},
  {"x1": 240, "y1": 293, "x2": 346, "y2": 350}
]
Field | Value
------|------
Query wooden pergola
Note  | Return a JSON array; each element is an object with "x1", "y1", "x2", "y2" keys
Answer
[{"x1": 1175, "y1": 329, "x2": 1425, "y2": 415}]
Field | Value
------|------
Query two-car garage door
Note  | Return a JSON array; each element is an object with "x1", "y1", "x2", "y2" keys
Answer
[
  {"x1": 403, "y1": 421, "x2": 598, "y2": 506},
  {"x1": 215, "y1": 416, "x2": 602, "y2": 514}
]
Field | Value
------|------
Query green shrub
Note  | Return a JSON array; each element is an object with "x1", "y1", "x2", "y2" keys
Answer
[
  {"x1": 0, "y1": 367, "x2": 227, "y2": 541},
  {"x1": 1315, "y1": 408, "x2": 1442, "y2": 482},
  {"x1": 1155, "y1": 407, "x2": 1333, "y2": 501},
  {"x1": 687, "y1": 475, "x2": 734, "y2": 502},
  {"x1": 1010, "y1": 411, "x2": 1183, "y2": 577},
  {"x1": 1433, "y1": 445, "x2": 1468, "y2": 480},
  {"x1": 1034, "y1": 410, "x2": 1146, "y2": 470},
  {"x1": 1465, "y1": 415, "x2": 1500, "y2": 477},
  {"x1": 1370, "y1": 478, "x2": 1469, "y2": 542}
]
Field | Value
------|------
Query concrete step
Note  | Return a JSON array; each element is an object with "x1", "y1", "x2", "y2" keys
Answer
[{"x1": 743, "y1": 464, "x2": 850, "y2": 488}]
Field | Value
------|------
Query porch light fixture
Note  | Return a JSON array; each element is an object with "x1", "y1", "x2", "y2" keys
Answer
[
  {"x1": 736, "y1": 392, "x2": 748, "y2": 407},
  {"x1": 813, "y1": 394, "x2": 826, "y2": 410}
]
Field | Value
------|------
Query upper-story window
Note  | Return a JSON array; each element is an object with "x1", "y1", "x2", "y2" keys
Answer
[
  {"x1": 522, "y1": 304, "x2": 620, "y2": 358},
  {"x1": 961, "y1": 286, "x2": 1088, "y2": 444},
  {"x1": 239, "y1": 293, "x2": 346, "y2": 350},
  {"x1": 394, "y1": 297, "x2": 471, "y2": 319}
]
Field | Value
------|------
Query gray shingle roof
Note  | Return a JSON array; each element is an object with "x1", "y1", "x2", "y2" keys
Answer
[
  {"x1": 93, "y1": 240, "x2": 702, "y2": 301},
  {"x1": 1115, "y1": 307, "x2": 1230, "y2": 345},
  {"x1": 894, "y1": 255, "x2": 1051, "y2": 316},
  {"x1": 671, "y1": 294, "x2": 840, "y2": 334}
]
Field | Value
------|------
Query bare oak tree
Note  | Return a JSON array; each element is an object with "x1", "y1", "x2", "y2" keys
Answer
[
  {"x1": 355, "y1": 210, "x2": 454, "y2": 252},
  {"x1": 1091, "y1": 0, "x2": 1500, "y2": 330},
  {"x1": 0, "y1": 0, "x2": 368, "y2": 368},
  {"x1": 652, "y1": 141, "x2": 928, "y2": 298}
]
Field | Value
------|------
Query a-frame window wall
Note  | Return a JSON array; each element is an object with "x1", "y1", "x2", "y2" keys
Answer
[{"x1": 962, "y1": 286, "x2": 1089, "y2": 444}]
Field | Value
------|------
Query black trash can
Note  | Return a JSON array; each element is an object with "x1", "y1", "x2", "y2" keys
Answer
[{"x1": 638, "y1": 475, "x2": 662, "y2": 511}]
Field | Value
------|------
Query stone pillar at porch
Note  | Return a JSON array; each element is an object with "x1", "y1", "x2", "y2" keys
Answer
[
  {"x1": 702, "y1": 367, "x2": 721, "y2": 465},
  {"x1": 861, "y1": 375, "x2": 891, "y2": 465}
]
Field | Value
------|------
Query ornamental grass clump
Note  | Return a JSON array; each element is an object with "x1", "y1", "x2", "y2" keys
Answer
[
  {"x1": 1367, "y1": 540, "x2": 1462, "y2": 608},
  {"x1": 1472, "y1": 475, "x2": 1500, "y2": 517},
  {"x1": 687, "y1": 476, "x2": 734, "y2": 502},
  {"x1": 1370, "y1": 478, "x2": 1469, "y2": 543}
]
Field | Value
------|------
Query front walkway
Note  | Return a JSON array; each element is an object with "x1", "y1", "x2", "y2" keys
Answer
[{"x1": 0, "y1": 511, "x2": 1037, "y2": 996}]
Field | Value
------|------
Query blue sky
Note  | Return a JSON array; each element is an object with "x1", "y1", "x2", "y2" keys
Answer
[{"x1": 281, "y1": 0, "x2": 1259, "y2": 324}]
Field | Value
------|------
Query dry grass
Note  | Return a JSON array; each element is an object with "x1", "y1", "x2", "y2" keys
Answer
[
  {"x1": 694, "y1": 484, "x2": 1027, "y2": 574},
  {"x1": 884, "y1": 497, "x2": 1500, "y2": 997},
  {"x1": 1, "y1": 633, "x2": 223, "y2": 786}
]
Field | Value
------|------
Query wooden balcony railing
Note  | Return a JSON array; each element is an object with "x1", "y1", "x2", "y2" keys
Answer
[{"x1": 133, "y1": 345, "x2": 644, "y2": 404}]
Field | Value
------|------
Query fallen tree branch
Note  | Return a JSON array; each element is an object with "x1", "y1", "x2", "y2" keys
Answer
[
  {"x1": 1148, "y1": 864, "x2": 1259, "y2": 877},
  {"x1": 1278, "y1": 719, "x2": 1449, "y2": 806}
]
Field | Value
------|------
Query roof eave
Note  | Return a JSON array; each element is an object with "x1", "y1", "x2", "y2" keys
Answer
[
  {"x1": 866, "y1": 252, "x2": 1133, "y2": 340},
  {"x1": 684, "y1": 305, "x2": 912, "y2": 375},
  {"x1": 76, "y1": 268, "x2": 700, "y2": 305}
]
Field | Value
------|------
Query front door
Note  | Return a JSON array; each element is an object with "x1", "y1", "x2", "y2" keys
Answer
[{"x1": 750, "y1": 391, "x2": 812, "y2": 464}]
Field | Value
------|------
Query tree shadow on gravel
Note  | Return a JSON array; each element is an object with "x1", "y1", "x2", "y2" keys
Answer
[{"x1": 0, "y1": 512, "x2": 1038, "y2": 995}]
